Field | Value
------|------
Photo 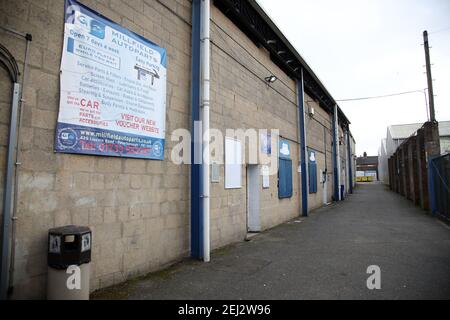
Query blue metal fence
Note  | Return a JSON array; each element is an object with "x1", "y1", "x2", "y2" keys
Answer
[{"x1": 430, "y1": 154, "x2": 450, "y2": 221}]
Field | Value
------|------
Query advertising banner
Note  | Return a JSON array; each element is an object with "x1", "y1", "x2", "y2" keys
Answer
[{"x1": 55, "y1": 0, "x2": 167, "y2": 159}]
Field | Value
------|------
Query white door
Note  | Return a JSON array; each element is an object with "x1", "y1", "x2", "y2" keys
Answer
[{"x1": 247, "y1": 165, "x2": 261, "y2": 232}]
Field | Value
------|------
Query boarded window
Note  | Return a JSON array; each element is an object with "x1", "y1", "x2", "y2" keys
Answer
[
  {"x1": 308, "y1": 149, "x2": 318, "y2": 193},
  {"x1": 278, "y1": 158, "x2": 293, "y2": 198}
]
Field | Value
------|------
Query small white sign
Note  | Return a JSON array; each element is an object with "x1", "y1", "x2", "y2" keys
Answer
[
  {"x1": 211, "y1": 162, "x2": 220, "y2": 183},
  {"x1": 81, "y1": 233, "x2": 91, "y2": 253},
  {"x1": 280, "y1": 143, "x2": 290, "y2": 157},
  {"x1": 49, "y1": 235, "x2": 61, "y2": 254}
]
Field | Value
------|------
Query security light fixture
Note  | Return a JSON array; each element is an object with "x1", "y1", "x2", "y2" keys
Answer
[{"x1": 265, "y1": 75, "x2": 277, "y2": 83}]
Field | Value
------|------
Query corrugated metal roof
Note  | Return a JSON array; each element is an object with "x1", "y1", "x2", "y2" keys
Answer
[
  {"x1": 388, "y1": 123, "x2": 422, "y2": 139},
  {"x1": 388, "y1": 121, "x2": 450, "y2": 139},
  {"x1": 440, "y1": 121, "x2": 450, "y2": 136}
]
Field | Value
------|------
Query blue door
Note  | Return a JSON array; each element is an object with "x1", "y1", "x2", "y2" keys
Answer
[
  {"x1": 278, "y1": 158, "x2": 293, "y2": 199},
  {"x1": 308, "y1": 149, "x2": 317, "y2": 193}
]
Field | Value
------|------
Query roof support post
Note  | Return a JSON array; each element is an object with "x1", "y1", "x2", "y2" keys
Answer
[
  {"x1": 297, "y1": 70, "x2": 308, "y2": 216},
  {"x1": 333, "y1": 104, "x2": 341, "y2": 201},
  {"x1": 200, "y1": 0, "x2": 211, "y2": 263},
  {"x1": 347, "y1": 130, "x2": 353, "y2": 194}
]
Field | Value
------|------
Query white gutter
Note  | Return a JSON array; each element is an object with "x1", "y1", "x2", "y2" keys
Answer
[{"x1": 200, "y1": 0, "x2": 210, "y2": 262}]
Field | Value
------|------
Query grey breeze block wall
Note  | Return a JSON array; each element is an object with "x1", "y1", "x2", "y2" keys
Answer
[
  {"x1": 0, "y1": 0, "x2": 349, "y2": 299},
  {"x1": 304, "y1": 97, "x2": 334, "y2": 209},
  {"x1": 0, "y1": 0, "x2": 193, "y2": 299},
  {"x1": 209, "y1": 6, "x2": 301, "y2": 244}
]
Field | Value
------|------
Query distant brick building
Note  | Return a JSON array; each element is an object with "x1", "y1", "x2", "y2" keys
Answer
[{"x1": 356, "y1": 154, "x2": 379, "y2": 180}]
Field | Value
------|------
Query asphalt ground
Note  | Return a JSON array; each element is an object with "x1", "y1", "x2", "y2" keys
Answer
[{"x1": 92, "y1": 182, "x2": 450, "y2": 300}]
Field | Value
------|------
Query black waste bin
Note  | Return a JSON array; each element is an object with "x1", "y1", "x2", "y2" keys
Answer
[{"x1": 47, "y1": 225, "x2": 92, "y2": 300}]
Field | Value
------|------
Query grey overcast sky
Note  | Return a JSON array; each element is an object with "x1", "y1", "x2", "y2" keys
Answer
[{"x1": 257, "y1": 0, "x2": 450, "y2": 156}]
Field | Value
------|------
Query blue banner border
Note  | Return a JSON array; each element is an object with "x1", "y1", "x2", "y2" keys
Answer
[
  {"x1": 55, "y1": 122, "x2": 165, "y2": 160},
  {"x1": 65, "y1": 0, "x2": 166, "y2": 67}
]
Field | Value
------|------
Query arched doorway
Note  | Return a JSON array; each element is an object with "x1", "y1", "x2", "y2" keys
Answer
[
  {"x1": 0, "y1": 42, "x2": 20, "y2": 300},
  {"x1": 0, "y1": 55, "x2": 14, "y2": 229}
]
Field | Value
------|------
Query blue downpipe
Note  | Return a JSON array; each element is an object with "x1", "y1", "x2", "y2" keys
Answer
[
  {"x1": 297, "y1": 75, "x2": 308, "y2": 217},
  {"x1": 190, "y1": 0, "x2": 203, "y2": 259}
]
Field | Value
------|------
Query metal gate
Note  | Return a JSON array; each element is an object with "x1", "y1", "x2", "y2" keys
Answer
[{"x1": 430, "y1": 154, "x2": 450, "y2": 221}]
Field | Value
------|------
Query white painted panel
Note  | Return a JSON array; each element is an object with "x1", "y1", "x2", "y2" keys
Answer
[
  {"x1": 247, "y1": 165, "x2": 261, "y2": 232},
  {"x1": 225, "y1": 137, "x2": 242, "y2": 189}
]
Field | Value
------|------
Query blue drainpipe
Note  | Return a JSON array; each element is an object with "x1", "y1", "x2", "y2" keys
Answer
[
  {"x1": 190, "y1": 0, "x2": 203, "y2": 259},
  {"x1": 297, "y1": 71, "x2": 308, "y2": 216}
]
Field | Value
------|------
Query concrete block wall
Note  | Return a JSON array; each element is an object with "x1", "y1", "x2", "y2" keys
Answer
[
  {"x1": 0, "y1": 0, "x2": 193, "y2": 299},
  {"x1": 209, "y1": 7, "x2": 301, "y2": 244},
  {"x1": 304, "y1": 97, "x2": 333, "y2": 209}
]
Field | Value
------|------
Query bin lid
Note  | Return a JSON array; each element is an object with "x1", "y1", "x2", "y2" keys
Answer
[{"x1": 49, "y1": 225, "x2": 90, "y2": 236}]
